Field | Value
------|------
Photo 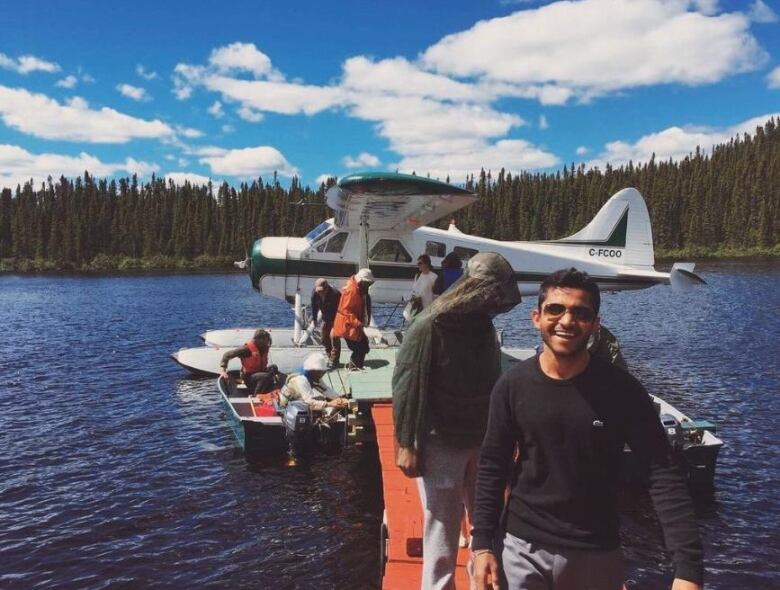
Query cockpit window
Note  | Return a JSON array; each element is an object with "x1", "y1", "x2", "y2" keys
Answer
[
  {"x1": 369, "y1": 239, "x2": 412, "y2": 263},
  {"x1": 305, "y1": 221, "x2": 332, "y2": 242},
  {"x1": 324, "y1": 232, "x2": 348, "y2": 254}
]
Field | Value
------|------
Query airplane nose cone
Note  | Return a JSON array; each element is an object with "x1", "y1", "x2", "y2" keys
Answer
[{"x1": 249, "y1": 237, "x2": 288, "y2": 292}]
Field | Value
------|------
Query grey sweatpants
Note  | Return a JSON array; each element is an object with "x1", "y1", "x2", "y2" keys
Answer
[
  {"x1": 416, "y1": 435, "x2": 480, "y2": 590},
  {"x1": 502, "y1": 532, "x2": 624, "y2": 590}
]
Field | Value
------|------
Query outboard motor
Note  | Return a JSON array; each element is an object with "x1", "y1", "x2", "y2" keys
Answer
[
  {"x1": 284, "y1": 400, "x2": 312, "y2": 462},
  {"x1": 660, "y1": 413, "x2": 685, "y2": 451},
  {"x1": 284, "y1": 400, "x2": 312, "y2": 440}
]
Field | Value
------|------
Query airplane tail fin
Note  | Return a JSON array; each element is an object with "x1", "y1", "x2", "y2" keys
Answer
[{"x1": 558, "y1": 188, "x2": 655, "y2": 267}]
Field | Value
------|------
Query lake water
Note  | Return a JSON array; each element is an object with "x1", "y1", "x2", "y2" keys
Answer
[{"x1": 1, "y1": 261, "x2": 778, "y2": 589}]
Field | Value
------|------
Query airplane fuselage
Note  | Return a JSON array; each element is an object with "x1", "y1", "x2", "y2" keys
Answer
[{"x1": 250, "y1": 221, "x2": 660, "y2": 304}]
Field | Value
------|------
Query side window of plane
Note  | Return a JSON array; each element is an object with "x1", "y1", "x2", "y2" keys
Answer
[
  {"x1": 453, "y1": 246, "x2": 479, "y2": 261},
  {"x1": 425, "y1": 241, "x2": 446, "y2": 258},
  {"x1": 324, "y1": 232, "x2": 348, "y2": 254},
  {"x1": 314, "y1": 230, "x2": 333, "y2": 252},
  {"x1": 369, "y1": 239, "x2": 412, "y2": 263}
]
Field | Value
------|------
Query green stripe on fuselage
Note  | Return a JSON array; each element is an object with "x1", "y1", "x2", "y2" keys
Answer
[
  {"x1": 251, "y1": 254, "x2": 656, "y2": 288},
  {"x1": 533, "y1": 207, "x2": 628, "y2": 248}
]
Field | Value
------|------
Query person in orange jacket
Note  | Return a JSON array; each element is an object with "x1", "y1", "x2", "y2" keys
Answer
[
  {"x1": 219, "y1": 328, "x2": 278, "y2": 394},
  {"x1": 332, "y1": 268, "x2": 374, "y2": 370}
]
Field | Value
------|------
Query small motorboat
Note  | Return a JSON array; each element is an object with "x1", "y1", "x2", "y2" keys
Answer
[
  {"x1": 217, "y1": 375, "x2": 349, "y2": 461},
  {"x1": 652, "y1": 393, "x2": 723, "y2": 489},
  {"x1": 622, "y1": 393, "x2": 723, "y2": 490}
]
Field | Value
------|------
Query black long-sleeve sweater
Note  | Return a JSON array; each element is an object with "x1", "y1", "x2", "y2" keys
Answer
[{"x1": 472, "y1": 355, "x2": 704, "y2": 585}]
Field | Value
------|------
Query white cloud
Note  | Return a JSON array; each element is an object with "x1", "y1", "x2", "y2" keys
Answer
[
  {"x1": 0, "y1": 85, "x2": 174, "y2": 143},
  {"x1": 164, "y1": 171, "x2": 214, "y2": 186},
  {"x1": 538, "y1": 114, "x2": 549, "y2": 129},
  {"x1": 177, "y1": 158, "x2": 189, "y2": 167},
  {"x1": 576, "y1": 146, "x2": 590, "y2": 156},
  {"x1": 341, "y1": 56, "x2": 492, "y2": 102},
  {"x1": 116, "y1": 83, "x2": 151, "y2": 102},
  {"x1": 199, "y1": 145, "x2": 298, "y2": 177},
  {"x1": 207, "y1": 100, "x2": 224, "y2": 118},
  {"x1": 56, "y1": 75, "x2": 78, "y2": 89},
  {"x1": 343, "y1": 152, "x2": 381, "y2": 169},
  {"x1": 221, "y1": 124, "x2": 235, "y2": 133},
  {"x1": 396, "y1": 138, "x2": 559, "y2": 180},
  {"x1": 588, "y1": 113, "x2": 780, "y2": 167},
  {"x1": 200, "y1": 74, "x2": 345, "y2": 115},
  {"x1": 748, "y1": 0, "x2": 778, "y2": 22},
  {"x1": 172, "y1": 63, "x2": 203, "y2": 99},
  {"x1": 236, "y1": 105, "x2": 264, "y2": 122},
  {"x1": 136, "y1": 64, "x2": 158, "y2": 80},
  {"x1": 421, "y1": 0, "x2": 766, "y2": 100},
  {"x1": 349, "y1": 94, "x2": 523, "y2": 154},
  {"x1": 0, "y1": 53, "x2": 61, "y2": 75},
  {"x1": 173, "y1": 42, "x2": 554, "y2": 178},
  {"x1": 175, "y1": 125, "x2": 203, "y2": 139},
  {"x1": 188, "y1": 145, "x2": 227, "y2": 157},
  {"x1": 768, "y1": 66, "x2": 780, "y2": 89},
  {"x1": 0, "y1": 144, "x2": 157, "y2": 189},
  {"x1": 208, "y1": 42, "x2": 282, "y2": 79}
]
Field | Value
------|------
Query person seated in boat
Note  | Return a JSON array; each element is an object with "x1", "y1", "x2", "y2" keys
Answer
[
  {"x1": 280, "y1": 352, "x2": 348, "y2": 411},
  {"x1": 218, "y1": 329, "x2": 279, "y2": 395},
  {"x1": 308, "y1": 278, "x2": 342, "y2": 368},
  {"x1": 333, "y1": 268, "x2": 373, "y2": 371}
]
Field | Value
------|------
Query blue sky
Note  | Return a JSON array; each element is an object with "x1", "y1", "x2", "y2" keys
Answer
[{"x1": 1, "y1": 0, "x2": 779, "y2": 190}]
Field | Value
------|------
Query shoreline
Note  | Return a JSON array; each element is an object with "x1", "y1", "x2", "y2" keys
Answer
[{"x1": 2, "y1": 248, "x2": 778, "y2": 276}]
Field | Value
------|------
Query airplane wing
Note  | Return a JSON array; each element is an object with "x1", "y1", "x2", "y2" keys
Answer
[{"x1": 325, "y1": 172, "x2": 477, "y2": 231}]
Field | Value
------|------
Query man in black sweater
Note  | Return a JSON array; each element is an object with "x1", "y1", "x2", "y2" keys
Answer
[
  {"x1": 472, "y1": 268, "x2": 703, "y2": 590},
  {"x1": 309, "y1": 278, "x2": 341, "y2": 367}
]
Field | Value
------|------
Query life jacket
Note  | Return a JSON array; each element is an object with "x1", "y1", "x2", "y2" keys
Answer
[
  {"x1": 333, "y1": 277, "x2": 366, "y2": 341},
  {"x1": 240, "y1": 340, "x2": 268, "y2": 375}
]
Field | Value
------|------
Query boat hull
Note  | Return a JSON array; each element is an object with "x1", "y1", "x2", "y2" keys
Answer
[{"x1": 217, "y1": 376, "x2": 347, "y2": 461}]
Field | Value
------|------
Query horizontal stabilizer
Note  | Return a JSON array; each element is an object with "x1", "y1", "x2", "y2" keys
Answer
[{"x1": 670, "y1": 263, "x2": 706, "y2": 291}]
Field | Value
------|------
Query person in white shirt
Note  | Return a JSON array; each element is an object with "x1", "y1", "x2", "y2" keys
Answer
[
  {"x1": 281, "y1": 352, "x2": 349, "y2": 411},
  {"x1": 408, "y1": 254, "x2": 439, "y2": 315}
]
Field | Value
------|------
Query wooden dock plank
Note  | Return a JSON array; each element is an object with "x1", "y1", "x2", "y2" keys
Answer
[{"x1": 372, "y1": 403, "x2": 472, "y2": 589}]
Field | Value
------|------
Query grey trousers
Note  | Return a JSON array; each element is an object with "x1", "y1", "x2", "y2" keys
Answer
[
  {"x1": 416, "y1": 435, "x2": 480, "y2": 590},
  {"x1": 502, "y1": 532, "x2": 624, "y2": 590}
]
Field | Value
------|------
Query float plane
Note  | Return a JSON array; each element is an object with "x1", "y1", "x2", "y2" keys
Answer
[{"x1": 248, "y1": 172, "x2": 704, "y2": 304}]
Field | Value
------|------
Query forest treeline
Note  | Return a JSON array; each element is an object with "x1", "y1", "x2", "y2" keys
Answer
[{"x1": 1, "y1": 117, "x2": 778, "y2": 272}]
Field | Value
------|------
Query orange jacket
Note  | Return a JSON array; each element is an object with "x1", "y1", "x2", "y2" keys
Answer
[
  {"x1": 241, "y1": 340, "x2": 269, "y2": 375},
  {"x1": 333, "y1": 276, "x2": 366, "y2": 341}
]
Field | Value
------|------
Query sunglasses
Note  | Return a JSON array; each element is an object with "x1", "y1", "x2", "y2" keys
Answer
[{"x1": 542, "y1": 303, "x2": 596, "y2": 323}]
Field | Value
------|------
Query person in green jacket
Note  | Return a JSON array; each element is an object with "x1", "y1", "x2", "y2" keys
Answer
[{"x1": 392, "y1": 251, "x2": 522, "y2": 590}]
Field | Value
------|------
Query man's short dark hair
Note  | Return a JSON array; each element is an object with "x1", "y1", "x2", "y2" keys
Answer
[
  {"x1": 253, "y1": 328, "x2": 272, "y2": 349},
  {"x1": 538, "y1": 268, "x2": 600, "y2": 314},
  {"x1": 418, "y1": 254, "x2": 432, "y2": 266}
]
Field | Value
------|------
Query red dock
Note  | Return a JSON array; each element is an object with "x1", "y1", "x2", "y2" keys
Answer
[{"x1": 372, "y1": 403, "x2": 472, "y2": 589}]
